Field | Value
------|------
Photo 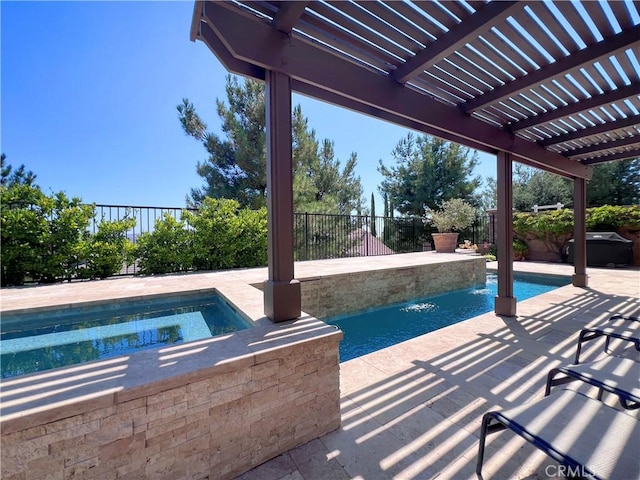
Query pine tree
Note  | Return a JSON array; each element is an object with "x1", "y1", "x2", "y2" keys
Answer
[
  {"x1": 378, "y1": 133, "x2": 481, "y2": 216},
  {"x1": 1, "y1": 154, "x2": 37, "y2": 188},
  {"x1": 370, "y1": 193, "x2": 377, "y2": 237},
  {"x1": 178, "y1": 76, "x2": 364, "y2": 213}
]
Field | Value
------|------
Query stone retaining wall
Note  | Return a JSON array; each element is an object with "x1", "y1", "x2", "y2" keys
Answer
[
  {"x1": 1, "y1": 255, "x2": 484, "y2": 480},
  {"x1": 300, "y1": 256, "x2": 486, "y2": 318},
  {"x1": 1, "y1": 320, "x2": 341, "y2": 480}
]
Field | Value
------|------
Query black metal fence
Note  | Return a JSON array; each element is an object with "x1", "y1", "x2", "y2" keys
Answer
[
  {"x1": 90, "y1": 204, "x2": 197, "y2": 242},
  {"x1": 88, "y1": 204, "x2": 494, "y2": 275}
]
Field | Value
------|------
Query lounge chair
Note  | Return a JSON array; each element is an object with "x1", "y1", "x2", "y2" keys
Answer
[
  {"x1": 476, "y1": 390, "x2": 640, "y2": 480},
  {"x1": 545, "y1": 355, "x2": 640, "y2": 409},
  {"x1": 575, "y1": 314, "x2": 640, "y2": 364}
]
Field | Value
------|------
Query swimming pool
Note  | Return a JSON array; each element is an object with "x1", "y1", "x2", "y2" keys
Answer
[
  {"x1": 325, "y1": 273, "x2": 570, "y2": 362},
  {"x1": 0, "y1": 292, "x2": 253, "y2": 378}
]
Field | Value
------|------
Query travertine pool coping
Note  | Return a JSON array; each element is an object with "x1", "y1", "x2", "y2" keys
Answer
[{"x1": 0, "y1": 252, "x2": 479, "y2": 422}]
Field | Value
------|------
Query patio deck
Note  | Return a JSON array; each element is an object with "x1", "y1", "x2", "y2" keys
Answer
[
  {"x1": 1, "y1": 254, "x2": 639, "y2": 479},
  {"x1": 235, "y1": 259, "x2": 640, "y2": 480}
]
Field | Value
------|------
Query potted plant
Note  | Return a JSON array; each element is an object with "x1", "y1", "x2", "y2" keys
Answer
[
  {"x1": 426, "y1": 198, "x2": 476, "y2": 253},
  {"x1": 513, "y1": 238, "x2": 529, "y2": 261}
]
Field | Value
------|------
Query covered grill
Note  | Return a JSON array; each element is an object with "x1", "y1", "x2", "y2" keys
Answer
[{"x1": 567, "y1": 232, "x2": 633, "y2": 267}]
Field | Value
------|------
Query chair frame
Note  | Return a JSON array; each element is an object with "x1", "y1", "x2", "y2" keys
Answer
[
  {"x1": 545, "y1": 357, "x2": 640, "y2": 409},
  {"x1": 574, "y1": 314, "x2": 639, "y2": 364},
  {"x1": 476, "y1": 390, "x2": 639, "y2": 480}
]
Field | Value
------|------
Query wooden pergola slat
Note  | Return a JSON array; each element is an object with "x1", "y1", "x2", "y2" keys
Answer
[
  {"x1": 190, "y1": 0, "x2": 639, "y2": 322},
  {"x1": 391, "y1": 1, "x2": 520, "y2": 84},
  {"x1": 463, "y1": 25, "x2": 640, "y2": 113}
]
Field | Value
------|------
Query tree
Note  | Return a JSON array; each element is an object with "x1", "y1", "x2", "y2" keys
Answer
[
  {"x1": 478, "y1": 176, "x2": 497, "y2": 211},
  {"x1": 511, "y1": 158, "x2": 639, "y2": 212},
  {"x1": 378, "y1": 133, "x2": 481, "y2": 216},
  {"x1": 383, "y1": 192, "x2": 389, "y2": 217},
  {"x1": 1, "y1": 153, "x2": 37, "y2": 187},
  {"x1": 587, "y1": 158, "x2": 639, "y2": 207},
  {"x1": 178, "y1": 77, "x2": 266, "y2": 208},
  {"x1": 178, "y1": 75, "x2": 364, "y2": 213},
  {"x1": 370, "y1": 193, "x2": 376, "y2": 237},
  {"x1": 294, "y1": 136, "x2": 363, "y2": 214},
  {"x1": 512, "y1": 164, "x2": 572, "y2": 212}
]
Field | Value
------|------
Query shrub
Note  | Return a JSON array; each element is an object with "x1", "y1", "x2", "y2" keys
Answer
[
  {"x1": 78, "y1": 215, "x2": 137, "y2": 279},
  {"x1": 513, "y1": 209, "x2": 574, "y2": 259},
  {"x1": 134, "y1": 198, "x2": 268, "y2": 275},
  {"x1": 185, "y1": 198, "x2": 267, "y2": 271},
  {"x1": 512, "y1": 238, "x2": 529, "y2": 260},
  {"x1": 1, "y1": 185, "x2": 95, "y2": 285},
  {"x1": 135, "y1": 214, "x2": 193, "y2": 275},
  {"x1": 1, "y1": 184, "x2": 138, "y2": 285},
  {"x1": 426, "y1": 198, "x2": 476, "y2": 233},
  {"x1": 512, "y1": 205, "x2": 639, "y2": 261},
  {"x1": 235, "y1": 206, "x2": 268, "y2": 267},
  {"x1": 586, "y1": 204, "x2": 640, "y2": 231}
]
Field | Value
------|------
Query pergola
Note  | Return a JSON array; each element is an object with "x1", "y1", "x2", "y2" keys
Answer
[{"x1": 190, "y1": 0, "x2": 640, "y2": 321}]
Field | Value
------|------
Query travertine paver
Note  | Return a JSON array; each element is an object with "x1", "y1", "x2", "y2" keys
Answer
[
  {"x1": 1, "y1": 255, "x2": 638, "y2": 479},
  {"x1": 237, "y1": 261, "x2": 640, "y2": 480}
]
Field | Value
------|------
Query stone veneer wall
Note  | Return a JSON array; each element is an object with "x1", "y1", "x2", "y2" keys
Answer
[
  {"x1": 300, "y1": 256, "x2": 486, "y2": 318},
  {"x1": 1, "y1": 327, "x2": 341, "y2": 480}
]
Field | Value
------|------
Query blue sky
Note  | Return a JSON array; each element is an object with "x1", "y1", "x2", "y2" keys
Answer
[{"x1": 2, "y1": 1, "x2": 496, "y2": 210}]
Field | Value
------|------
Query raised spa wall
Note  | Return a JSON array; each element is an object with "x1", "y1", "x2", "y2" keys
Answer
[
  {"x1": 297, "y1": 255, "x2": 487, "y2": 318},
  {"x1": 1, "y1": 316, "x2": 342, "y2": 480},
  {"x1": 1, "y1": 255, "x2": 486, "y2": 480}
]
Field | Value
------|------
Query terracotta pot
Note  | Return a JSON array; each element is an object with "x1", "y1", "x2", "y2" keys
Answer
[{"x1": 432, "y1": 232, "x2": 459, "y2": 253}]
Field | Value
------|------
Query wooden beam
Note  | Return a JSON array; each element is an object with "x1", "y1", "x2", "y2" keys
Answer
[
  {"x1": 494, "y1": 151, "x2": 516, "y2": 317},
  {"x1": 539, "y1": 115, "x2": 640, "y2": 147},
  {"x1": 509, "y1": 83, "x2": 639, "y2": 132},
  {"x1": 200, "y1": 1, "x2": 592, "y2": 180},
  {"x1": 190, "y1": 0, "x2": 204, "y2": 42},
  {"x1": 273, "y1": 2, "x2": 309, "y2": 34},
  {"x1": 567, "y1": 135, "x2": 640, "y2": 159},
  {"x1": 293, "y1": 81, "x2": 494, "y2": 153},
  {"x1": 572, "y1": 178, "x2": 588, "y2": 287},
  {"x1": 263, "y1": 70, "x2": 301, "y2": 322},
  {"x1": 463, "y1": 25, "x2": 640, "y2": 113},
  {"x1": 391, "y1": 1, "x2": 521, "y2": 84},
  {"x1": 580, "y1": 147, "x2": 640, "y2": 164},
  {"x1": 198, "y1": 21, "x2": 265, "y2": 81}
]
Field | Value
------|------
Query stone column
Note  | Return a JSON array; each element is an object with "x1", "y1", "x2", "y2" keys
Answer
[
  {"x1": 494, "y1": 151, "x2": 516, "y2": 316},
  {"x1": 572, "y1": 177, "x2": 589, "y2": 287},
  {"x1": 263, "y1": 70, "x2": 301, "y2": 322}
]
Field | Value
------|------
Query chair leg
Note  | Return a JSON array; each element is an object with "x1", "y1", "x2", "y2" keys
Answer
[
  {"x1": 545, "y1": 369, "x2": 557, "y2": 396},
  {"x1": 545, "y1": 369, "x2": 576, "y2": 397},
  {"x1": 476, "y1": 415, "x2": 491, "y2": 479},
  {"x1": 476, "y1": 414, "x2": 507, "y2": 479},
  {"x1": 575, "y1": 330, "x2": 602, "y2": 364}
]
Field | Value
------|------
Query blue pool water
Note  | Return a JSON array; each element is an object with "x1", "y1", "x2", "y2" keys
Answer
[
  {"x1": 325, "y1": 273, "x2": 570, "y2": 362},
  {"x1": 0, "y1": 293, "x2": 252, "y2": 379}
]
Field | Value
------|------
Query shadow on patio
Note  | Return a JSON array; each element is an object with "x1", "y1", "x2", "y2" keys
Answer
[{"x1": 237, "y1": 268, "x2": 639, "y2": 480}]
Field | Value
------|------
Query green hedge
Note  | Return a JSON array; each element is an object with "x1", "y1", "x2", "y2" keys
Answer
[
  {"x1": 513, "y1": 204, "x2": 639, "y2": 259},
  {"x1": 1, "y1": 184, "x2": 135, "y2": 285},
  {"x1": 514, "y1": 205, "x2": 640, "y2": 239},
  {"x1": 1, "y1": 187, "x2": 269, "y2": 284},
  {"x1": 135, "y1": 198, "x2": 267, "y2": 275}
]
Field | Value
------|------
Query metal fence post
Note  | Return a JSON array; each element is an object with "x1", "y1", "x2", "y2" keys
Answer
[{"x1": 304, "y1": 212, "x2": 309, "y2": 261}]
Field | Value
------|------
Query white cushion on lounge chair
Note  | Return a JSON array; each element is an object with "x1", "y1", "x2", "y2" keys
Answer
[{"x1": 477, "y1": 390, "x2": 640, "y2": 480}]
